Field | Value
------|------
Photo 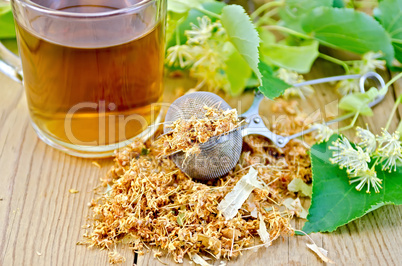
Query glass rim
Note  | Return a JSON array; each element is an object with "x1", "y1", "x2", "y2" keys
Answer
[{"x1": 19, "y1": 0, "x2": 157, "y2": 18}]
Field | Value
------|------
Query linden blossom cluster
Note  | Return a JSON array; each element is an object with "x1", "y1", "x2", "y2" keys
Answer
[
  {"x1": 324, "y1": 127, "x2": 402, "y2": 193},
  {"x1": 276, "y1": 68, "x2": 314, "y2": 99},
  {"x1": 167, "y1": 15, "x2": 314, "y2": 98},
  {"x1": 166, "y1": 16, "x2": 230, "y2": 91},
  {"x1": 336, "y1": 52, "x2": 386, "y2": 95}
]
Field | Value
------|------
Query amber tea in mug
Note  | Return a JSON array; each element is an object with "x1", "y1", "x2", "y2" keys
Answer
[{"x1": 11, "y1": 0, "x2": 166, "y2": 157}]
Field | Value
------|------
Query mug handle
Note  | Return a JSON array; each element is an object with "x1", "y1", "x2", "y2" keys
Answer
[{"x1": 0, "y1": 41, "x2": 23, "y2": 83}]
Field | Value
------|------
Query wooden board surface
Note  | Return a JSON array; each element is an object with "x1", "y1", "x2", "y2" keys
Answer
[{"x1": 0, "y1": 58, "x2": 402, "y2": 266}]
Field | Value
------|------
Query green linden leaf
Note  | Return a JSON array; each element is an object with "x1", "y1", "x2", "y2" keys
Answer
[
  {"x1": 167, "y1": 0, "x2": 214, "y2": 14},
  {"x1": 389, "y1": 65, "x2": 402, "y2": 72},
  {"x1": 338, "y1": 87, "x2": 379, "y2": 116},
  {"x1": 258, "y1": 61, "x2": 291, "y2": 99},
  {"x1": 301, "y1": 7, "x2": 395, "y2": 65},
  {"x1": 245, "y1": 73, "x2": 260, "y2": 88},
  {"x1": 332, "y1": 0, "x2": 345, "y2": 8},
  {"x1": 221, "y1": 5, "x2": 262, "y2": 83},
  {"x1": 279, "y1": 0, "x2": 333, "y2": 32},
  {"x1": 224, "y1": 42, "x2": 252, "y2": 96},
  {"x1": 0, "y1": 4, "x2": 15, "y2": 39},
  {"x1": 303, "y1": 135, "x2": 402, "y2": 234},
  {"x1": 375, "y1": 0, "x2": 402, "y2": 64},
  {"x1": 257, "y1": 27, "x2": 275, "y2": 46},
  {"x1": 260, "y1": 39, "x2": 319, "y2": 74}
]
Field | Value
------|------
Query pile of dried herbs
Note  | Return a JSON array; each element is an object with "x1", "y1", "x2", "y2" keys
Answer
[
  {"x1": 158, "y1": 106, "x2": 240, "y2": 157},
  {"x1": 79, "y1": 102, "x2": 313, "y2": 264}
]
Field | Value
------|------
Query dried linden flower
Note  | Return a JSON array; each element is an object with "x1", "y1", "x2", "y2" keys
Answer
[
  {"x1": 158, "y1": 106, "x2": 240, "y2": 157},
  {"x1": 79, "y1": 100, "x2": 311, "y2": 264},
  {"x1": 108, "y1": 250, "x2": 126, "y2": 265}
]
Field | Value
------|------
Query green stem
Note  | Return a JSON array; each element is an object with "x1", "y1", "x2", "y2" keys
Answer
[
  {"x1": 384, "y1": 94, "x2": 402, "y2": 131},
  {"x1": 174, "y1": 17, "x2": 185, "y2": 45},
  {"x1": 318, "y1": 53, "x2": 350, "y2": 73},
  {"x1": 343, "y1": 60, "x2": 359, "y2": 64},
  {"x1": 334, "y1": 112, "x2": 355, "y2": 123},
  {"x1": 255, "y1": 16, "x2": 277, "y2": 27},
  {"x1": 396, "y1": 120, "x2": 402, "y2": 137},
  {"x1": 339, "y1": 112, "x2": 360, "y2": 132},
  {"x1": 382, "y1": 72, "x2": 402, "y2": 131},
  {"x1": 250, "y1": 1, "x2": 284, "y2": 21},
  {"x1": 382, "y1": 72, "x2": 402, "y2": 94},
  {"x1": 264, "y1": 25, "x2": 312, "y2": 39},
  {"x1": 371, "y1": 157, "x2": 381, "y2": 170},
  {"x1": 255, "y1": 8, "x2": 279, "y2": 27},
  {"x1": 347, "y1": 0, "x2": 356, "y2": 8},
  {"x1": 194, "y1": 7, "x2": 221, "y2": 19},
  {"x1": 175, "y1": 25, "x2": 181, "y2": 45},
  {"x1": 391, "y1": 38, "x2": 402, "y2": 44}
]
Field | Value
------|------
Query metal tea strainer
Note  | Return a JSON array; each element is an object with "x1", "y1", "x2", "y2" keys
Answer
[{"x1": 164, "y1": 72, "x2": 386, "y2": 180}]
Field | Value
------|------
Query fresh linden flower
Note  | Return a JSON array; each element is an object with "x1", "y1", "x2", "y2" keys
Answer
[
  {"x1": 361, "y1": 51, "x2": 386, "y2": 73},
  {"x1": 350, "y1": 52, "x2": 386, "y2": 75},
  {"x1": 191, "y1": 65, "x2": 229, "y2": 92},
  {"x1": 349, "y1": 168, "x2": 383, "y2": 193},
  {"x1": 336, "y1": 78, "x2": 360, "y2": 95},
  {"x1": 176, "y1": 15, "x2": 230, "y2": 93},
  {"x1": 166, "y1": 45, "x2": 194, "y2": 68},
  {"x1": 356, "y1": 126, "x2": 376, "y2": 154},
  {"x1": 379, "y1": 150, "x2": 402, "y2": 172},
  {"x1": 329, "y1": 135, "x2": 370, "y2": 176},
  {"x1": 213, "y1": 21, "x2": 226, "y2": 38},
  {"x1": 192, "y1": 46, "x2": 223, "y2": 71},
  {"x1": 376, "y1": 129, "x2": 402, "y2": 172},
  {"x1": 186, "y1": 16, "x2": 215, "y2": 45},
  {"x1": 277, "y1": 68, "x2": 314, "y2": 99},
  {"x1": 190, "y1": 43, "x2": 229, "y2": 91},
  {"x1": 313, "y1": 123, "x2": 334, "y2": 143},
  {"x1": 336, "y1": 51, "x2": 385, "y2": 95}
]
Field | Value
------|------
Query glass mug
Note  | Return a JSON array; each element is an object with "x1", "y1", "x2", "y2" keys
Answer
[{"x1": 0, "y1": 0, "x2": 166, "y2": 157}]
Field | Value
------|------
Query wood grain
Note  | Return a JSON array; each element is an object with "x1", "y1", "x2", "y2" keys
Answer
[
  {"x1": 0, "y1": 60, "x2": 401, "y2": 266},
  {"x1": 137, "y1": 60, "x2": 402, "y2": 266}
]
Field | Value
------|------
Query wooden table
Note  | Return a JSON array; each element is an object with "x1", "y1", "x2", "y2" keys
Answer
[{"x1": 1, "y1": 57, "x2": 402, "y2": 265}]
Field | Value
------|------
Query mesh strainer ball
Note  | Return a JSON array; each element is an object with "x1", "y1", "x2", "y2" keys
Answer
[{"x1": 164, "y1": 92, "x2": 243, "y2": 180}]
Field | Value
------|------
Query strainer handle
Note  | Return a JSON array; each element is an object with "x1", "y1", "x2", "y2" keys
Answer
[
  {"x1": 283, "y1": 72, "x2": 387, "y2": 145},
  {"x1": 241, "y1": 72, "x2": 387, "y2": 148},
  {"x1": 241, "y1": 115, "x2": 290, "y2": 147},
  {"x1": 239, "y1": 90, "x2": 264, "y2": 118}
]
